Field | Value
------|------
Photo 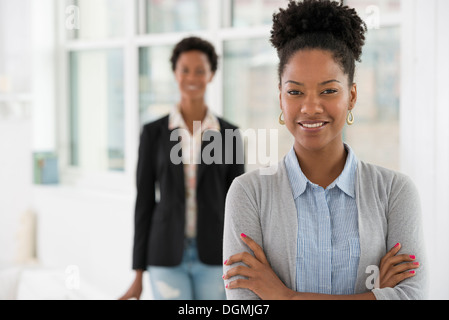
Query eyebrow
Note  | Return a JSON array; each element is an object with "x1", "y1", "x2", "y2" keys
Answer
[{"x1": 284, "y1": 79, "x2": 341, "y2": 86}]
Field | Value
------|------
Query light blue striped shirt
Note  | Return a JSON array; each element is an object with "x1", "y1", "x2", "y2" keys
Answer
[{"x1": 284, "y1": 144, "x2": 360, "y2": 295}]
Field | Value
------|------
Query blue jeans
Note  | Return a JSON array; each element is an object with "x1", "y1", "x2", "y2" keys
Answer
[{"x1": 147, "y1": 239, "x2": 226, "y2": 300}]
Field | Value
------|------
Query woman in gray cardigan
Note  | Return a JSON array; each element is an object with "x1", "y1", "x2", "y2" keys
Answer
[{"x1": 222, "y1": 0, "x2": 427, "y2": 300}]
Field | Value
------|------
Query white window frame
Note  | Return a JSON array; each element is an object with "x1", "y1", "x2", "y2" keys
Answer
[
  {"x1": 56, "y1": 0, "x2": 402, "y2": 192},
  {"x1": 55, "y1": 0, "x2": 273, "y2": 192}
]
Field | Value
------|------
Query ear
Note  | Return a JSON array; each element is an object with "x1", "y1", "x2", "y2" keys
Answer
[
  {"x1": 173, "y1": 68, "x2": 181, "y2": 82},
  {"x1": 349, "y1": 83, "x2": 357, "y2": 111},
  {"x1": 208, "y1": 71, "x2": 215, "y2": 83}
]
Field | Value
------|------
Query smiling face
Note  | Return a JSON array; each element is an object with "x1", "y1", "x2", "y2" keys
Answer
[
  {"x1": 174, "y1": 50, "x2": 214, "y2": 101},
  {"x1": 279, "y1": 49, "x2": 357, "y2": 154}
]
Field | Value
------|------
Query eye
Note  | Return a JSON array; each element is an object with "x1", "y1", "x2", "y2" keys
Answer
[
  {"x1": 322, "y1": 89, "x2": 338, "y2": 94},
  {"x1": 287, "y1": 90, "x2": 303, "y2": 96}
]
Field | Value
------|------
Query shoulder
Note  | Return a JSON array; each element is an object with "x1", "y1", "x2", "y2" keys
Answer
[
  {"x1": 138, "y1": 116, "x2": 170, "y2": 147},
  {"x1": 229, "y1": 160, "x2": 288, "y2": 202},
  {"x1": 358, "y1": 161, "x2": 420, "y2": 210},
  {"x1": 225, "y1": 161, "x2": 289, "y2": 231},
  {"x1": 216, "y1": 116, "x2": 239, "y2": 131},
  {"x1": 358, "y1": 161, "x2": 416, "y2": 191},
  {"x1": 141, "y1": 115, "x2": 169, "y2": 136},
  {"x1": 142, "y1": 115, "x2": 169, "y2": 133}
]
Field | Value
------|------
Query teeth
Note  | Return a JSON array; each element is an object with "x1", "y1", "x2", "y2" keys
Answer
[{"x1": 302, "y1": 122, "x2": 325, "y2": 128}]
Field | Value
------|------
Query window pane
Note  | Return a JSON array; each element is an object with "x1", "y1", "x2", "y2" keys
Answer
[
  {"x1": 345, "y1": 0, "x2": 400, "y2": 29},
  {"x1": 141, "y1": 0, "x2": 209, "y2": 34},
  {"x1": 65, "y1": 0, "x2": 125, "y2": 40},
  {"x1": 139, "y1": 46, "x2": 177, "y2": 127},
  {"x1": 345, "y1": 26, "x2": 401, "y2": 170},
  {"x1": 223, "y1": 38, "x2": 293, "y2": 172},
  {"x1": 345, "y1": 0, "x2": 400, "y2": 15},
  {"x1": 69, "y1": 49, "x2": 125, "y2": 172},
  {"x1": 225, "y1": 0, "x2": 288, "y2": 28}
]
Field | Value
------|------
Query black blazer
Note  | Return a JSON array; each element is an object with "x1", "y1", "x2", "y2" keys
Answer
[{"x1": 132, "y1": 115, "x2": 245, "y2": 269}]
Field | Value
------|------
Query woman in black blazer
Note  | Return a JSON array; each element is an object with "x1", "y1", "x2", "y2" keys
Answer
[{"x1": 120, "y1": 37, "x2": 244, "y2": 300}]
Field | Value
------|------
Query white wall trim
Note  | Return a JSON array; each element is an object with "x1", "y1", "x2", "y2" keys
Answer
[{"x1": 400, "y1": 0, "x2": 449, "y2": 300}]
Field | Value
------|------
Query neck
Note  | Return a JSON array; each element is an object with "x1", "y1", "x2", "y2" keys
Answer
[
  {"x1": 294, "y1": 141, "x2": 347, "y2": 189},
  {"x1": 179, "y1": 97, "x2": 207, "y2": 133}
]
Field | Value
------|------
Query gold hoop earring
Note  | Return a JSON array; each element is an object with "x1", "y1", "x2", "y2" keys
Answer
[
  {"x1": 347, "y1": 110, "x2": 355, "y2": 126},
  {"x1": 279, "y1": 112, "x2": 285, "y2": 125}
]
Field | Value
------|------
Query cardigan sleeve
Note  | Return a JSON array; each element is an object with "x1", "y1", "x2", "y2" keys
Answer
[
  {"x1": 372, "y1": 174, "x2": 428, "y2": 300},
  {"x1": 223, "y1": 177, "x2": 263, "y2": 300}
]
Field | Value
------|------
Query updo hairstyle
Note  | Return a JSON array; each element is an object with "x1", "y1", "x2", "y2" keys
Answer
[{"x1": 270, "y1": 0, "x2": 367, "y2": 85}]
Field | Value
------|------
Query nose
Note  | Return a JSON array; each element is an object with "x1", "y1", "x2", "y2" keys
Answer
[
  {"x1": 185, "y1": 71, "x2": 196, "y2": 82},
  {"x1": 300, "y1": 94, "x2": 324, "y2": 115}
]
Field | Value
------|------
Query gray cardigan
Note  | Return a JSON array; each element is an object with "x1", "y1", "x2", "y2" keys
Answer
[{"x1": 223, "y1": 158, "x2": 428, "y2": 300}]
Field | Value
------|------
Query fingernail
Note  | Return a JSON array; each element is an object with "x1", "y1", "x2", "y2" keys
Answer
[
  {"x1": 241, "y1": 233, "x2": 247, "y2": 238},
  {"x1": 410, "y1": 270, "x2": 416, "y2": 274},
  {"x1": 222, "y1": 274, "x2": 225, "y2": 279},
  {"x1": 394, "y1": 243, "x2": 400, "y2": 248},
  {"x1": 224, "y1": 259, "x2": 228, "y2": 265},
  {"x1": 410, "y1": 255, "x2": 416, "y2": 260},
  {"x1": 413, "y1": 262, "x2": 420, "y2": 266}
]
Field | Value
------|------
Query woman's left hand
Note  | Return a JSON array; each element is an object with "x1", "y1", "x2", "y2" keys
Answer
[{"x1": 223, "y1": 233, "x2": 294, "y2": 300}]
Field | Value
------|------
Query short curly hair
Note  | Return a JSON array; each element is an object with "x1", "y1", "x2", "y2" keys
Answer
[
  {"x1": 170, "y1": 36, "x2": 219, "y2": 73},
  {"x1": 270, "y1": 0, "x2": 367, "y2": 84}
]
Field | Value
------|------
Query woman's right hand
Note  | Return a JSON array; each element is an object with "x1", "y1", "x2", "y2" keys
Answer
[
  {"x1": 118, "y1": 270, "x2": 143, "y2": 300},
  {"x1": 378, "y1": 243, "x2": 420, "y2": 289}
]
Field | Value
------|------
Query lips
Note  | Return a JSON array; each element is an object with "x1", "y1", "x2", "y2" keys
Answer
[
  {"x1": 298, "y1": 121, "x2": 329, "y2": 129},
  {"x1": 186, "y1": 85, "x2": 199, "y2": 91}
]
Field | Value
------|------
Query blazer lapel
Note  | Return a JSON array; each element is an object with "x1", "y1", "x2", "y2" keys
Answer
[
  {"x1": 196, "y1": 138, "x2": 211, "y2": 187},
  {"x1": 197, "y1": 125, "x2": 225, "y2": 187},
  {"x1": 163, "y1": 122, "x2": 185, "y2": 203}
]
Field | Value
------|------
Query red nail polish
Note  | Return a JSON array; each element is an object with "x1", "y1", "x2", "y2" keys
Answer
[
  {"x1": 410, "y1": 270, "x2": 416, "y2": 274},
  {"x1": 241, "y1": 233, "x2": 247, "y2": 238},
  {"x1": 394, "y1": 243, "x2": 400, "y2": 248},
  {"x1": 413, "y1": 262, "x2": 420, "y2": 266},
  {"x1": 225, "y1": 284, "x2": 229, "y2": 289},
  {"x1": 410, "y1": 255, "x2": 416, "y2": 260},
  {"x1": 224, "y1": 259, "x2": 228, "y2": 265}
]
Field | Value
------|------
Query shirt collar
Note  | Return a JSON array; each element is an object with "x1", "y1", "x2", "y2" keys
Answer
[
  {"x1": 284, "y1": 144, "x2": 358, "y2": 199},
  {"x1": 168, "y1": 105, "x2": 220, "y2": 133},
  {"x1": 285, "y1": 148, "x2": 308, "y2": 199},
  {"x1": 332, "y1": 144, "x2": 358, "y2": 198},
  {"x1": 168, "y1": 105, "x2": 187, "y2": 131}
]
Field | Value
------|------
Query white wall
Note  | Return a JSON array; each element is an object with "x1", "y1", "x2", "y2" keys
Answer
[
  {"x1": 0, "y1": 0, "x2": 33, "y2": 265},
  {"x1": 0, "y1": 120, "x2": 33, "y2": 264},
  {"x1": 0, "y1": 0, "x2": 142, "y2": 299},
  {"x1": 32, "y1": 186, "x2": 138, "y2": 298},
  {"x1": 401, "y1": 0, "x2": 449, "y2": 300}
]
